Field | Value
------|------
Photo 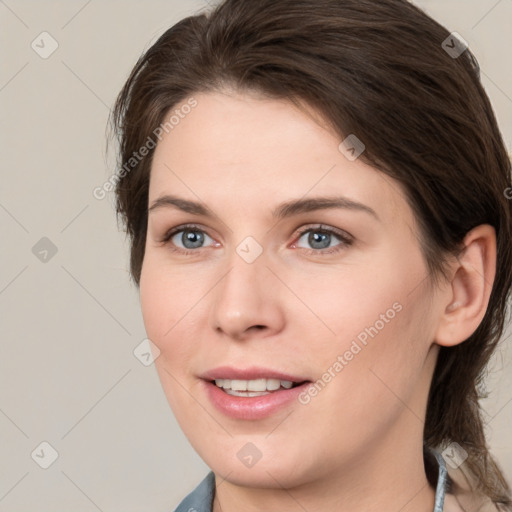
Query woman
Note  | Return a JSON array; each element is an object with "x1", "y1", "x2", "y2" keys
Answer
[{"x1": 110, "y1": 0, "x2": 512, "y2": 510}]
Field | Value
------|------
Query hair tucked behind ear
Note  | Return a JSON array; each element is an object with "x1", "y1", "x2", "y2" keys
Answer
[{"x1": 110, "y1": 0, "x2": 512, "y2": 505}]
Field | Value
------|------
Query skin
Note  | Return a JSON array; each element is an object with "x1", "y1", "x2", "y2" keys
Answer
[{"x1": 139, "y1": 89, "x2": 496, "y2": 512}]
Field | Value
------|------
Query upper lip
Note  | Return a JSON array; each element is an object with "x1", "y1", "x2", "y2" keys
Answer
[{"x1": 200, "y1": 366, "x2": 310, "y2": 383}]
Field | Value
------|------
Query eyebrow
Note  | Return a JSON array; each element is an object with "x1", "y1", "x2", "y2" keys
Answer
[{"x1": 148, "y1": 194, "x2": 379, "y2": 221}]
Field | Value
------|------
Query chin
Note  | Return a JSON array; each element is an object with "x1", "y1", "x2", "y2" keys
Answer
[
  {"x1": 198, "y1": 438, "x2": 318, "y2": 489},
  {"x1": 214, "y1": 461, "x2": 307, "y2": 489}
]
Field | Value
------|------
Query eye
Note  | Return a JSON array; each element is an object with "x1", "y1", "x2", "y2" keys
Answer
[
  {"x1": 161, "y1": 224, "x2": 216, "y2": 253},
  {"x1": 293, "y1": 225, "x2": 353, "y2": 255},
  {"x1": 174, "y1": 229, "x2": 212, "y2": 250}
]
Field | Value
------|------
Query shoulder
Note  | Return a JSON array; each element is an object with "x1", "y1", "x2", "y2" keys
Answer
[
  {"x1": 444, "y1": 463, "x2": 503, "y2": 512},
  {"x1": 443, "y1": 490, "x2": 503, "y2": 512},
  {"x1": 427, "y1": 447, "x2": 504, "y2": 512}
]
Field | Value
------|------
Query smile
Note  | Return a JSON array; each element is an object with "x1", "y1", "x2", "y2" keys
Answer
[
  {"x1": 214, "y1": 378, "x2": 296, "y2": 396},
  {"x1": 200, "y1": 367, "x2": 311, "y2": 420}
]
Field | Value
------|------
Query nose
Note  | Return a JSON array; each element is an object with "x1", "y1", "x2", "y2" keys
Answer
[{"x1": 209, "y1": 252, "x2": 286, "y2": 341}]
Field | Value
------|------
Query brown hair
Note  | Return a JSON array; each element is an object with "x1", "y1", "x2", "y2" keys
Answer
[{"x1": 110, "y1": 0, "x2": 512, "y2": 505}]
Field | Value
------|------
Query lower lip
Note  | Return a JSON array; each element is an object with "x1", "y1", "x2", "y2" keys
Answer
[{"x1": 203, "y1": 380, "x2": 310, "y2": 420}]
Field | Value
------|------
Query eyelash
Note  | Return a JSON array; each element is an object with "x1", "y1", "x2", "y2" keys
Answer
[{"x1": 159, "y1": 223, "x2": 354, "y2": 256}]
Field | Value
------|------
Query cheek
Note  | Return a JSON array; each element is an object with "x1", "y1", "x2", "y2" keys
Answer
[
  {"x1": 139, "y1": 256, "x2": 191, "y2": 365},
  {"x1": 288, "y1": 254, "x2": 420, "y2": 358},
  {"x1": 140, "y1": 248, "x2": 194, "y2": 334},
  {"x1": 139, "y1": 268, "x2": 167, "y2": 346},
  {"x1": 139, "y1": 259, "x2": 204, "y2": 424},
  {"x1": 296, "y1": 246, "x2": 433, "y2": 409},
  {"x1": 319, "y1": 280, "x2": 436, "y2": 432},
  {"x1": 139, "y1": 251, "x2": 220, "y2": 383}
]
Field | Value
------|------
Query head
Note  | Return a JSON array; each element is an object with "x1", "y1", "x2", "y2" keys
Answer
[{"x1": 111, "y1": 0, "x2": 512, "y2": 505}]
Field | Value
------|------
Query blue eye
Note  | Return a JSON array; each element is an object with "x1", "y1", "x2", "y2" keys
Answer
[
  {"x1": 294, "y1": 226, "x2": 353, "y2": 254},
  {"x1": 298, "y1": 230, "x2": 335, "y2": 250},
  {"x1": 167, "y1": 226, "x2": 214, "y2": 251}
]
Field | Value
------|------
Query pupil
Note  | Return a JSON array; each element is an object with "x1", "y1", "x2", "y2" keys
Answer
[
  {"x1": 309, "y1": 232, "x2": 330, "y2": 249},
  {"x1": 183, "y1": 230, "x2": 204, "y2": 249}
]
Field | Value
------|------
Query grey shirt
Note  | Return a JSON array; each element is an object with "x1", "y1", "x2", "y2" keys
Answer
[{"x1": 173, "y1": 450, "x2": 448, "y2": 512}]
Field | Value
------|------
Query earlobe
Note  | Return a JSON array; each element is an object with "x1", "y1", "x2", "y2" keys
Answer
[{"x1": 434, "y1": 224, "x2": 496, "y2": 348}]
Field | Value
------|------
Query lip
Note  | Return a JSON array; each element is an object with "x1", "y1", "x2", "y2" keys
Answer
[
  {"x1": 200, "y1": 366, "x2": 309, "y2": 383},
  {"x1": 200, "y1": 366, "x2": 311, "y2": 420}
]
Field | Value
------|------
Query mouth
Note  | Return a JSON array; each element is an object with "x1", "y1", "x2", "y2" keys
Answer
[
  {"x1": 200, "y1": 367, "x2": 312, "y2": 420},
  {"x1": 211, "y1": 378, "x2": 307, "y2": 397}
]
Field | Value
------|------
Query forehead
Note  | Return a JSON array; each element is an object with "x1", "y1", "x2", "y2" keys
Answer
[{"x1": 149, "y1": 91, "x2": 408, "y2": 225}]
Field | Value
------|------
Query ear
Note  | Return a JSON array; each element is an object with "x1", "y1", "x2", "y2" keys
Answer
[{"x1": 434, "y1": 224, "x2": 496, "y2": 347}]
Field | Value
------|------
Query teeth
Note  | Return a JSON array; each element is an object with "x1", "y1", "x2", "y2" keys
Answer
[
  {"x1": 231, "y1": 379, "x2": 248, "y2": 391},
  {"x1": 225, "y1": 390, "x2": 269, "y2": 397},
  {"x1": 214, "y1": 378, "x2": 294, "y2": 392}
]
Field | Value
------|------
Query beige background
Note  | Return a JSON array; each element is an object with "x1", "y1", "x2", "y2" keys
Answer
[{"x1": 0, "y1": 1, "x2": 511, "y2": 510}]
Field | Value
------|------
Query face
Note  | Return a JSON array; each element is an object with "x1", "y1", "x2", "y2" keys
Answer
[{"x1": 140, "y1": 90, "x2": 444, "y2": 489}]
